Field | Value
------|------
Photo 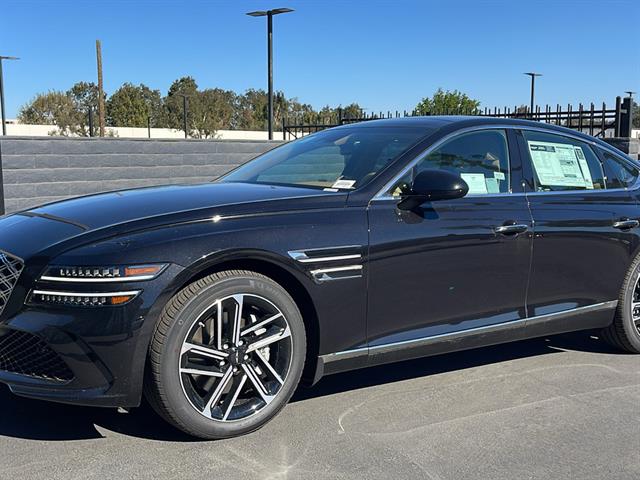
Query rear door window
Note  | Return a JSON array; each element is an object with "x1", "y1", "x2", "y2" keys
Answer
[{"x1": 522, "y1": 131, "x2": 605, "y2": 191}]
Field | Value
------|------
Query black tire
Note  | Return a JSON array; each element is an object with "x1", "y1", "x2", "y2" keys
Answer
[
  {"x1": 144, "y1": 270, "x2": 306, "y2": 439},
  {"x1": 601, "y1": 255, "x2": 640, "y2": 353}
]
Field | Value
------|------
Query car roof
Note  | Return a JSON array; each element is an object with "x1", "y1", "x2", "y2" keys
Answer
[{"x1": 337, "y1": 115, "x2": 614, "y2": 151}]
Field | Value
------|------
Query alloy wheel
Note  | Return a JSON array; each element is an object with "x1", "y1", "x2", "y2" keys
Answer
[
  {"x1": 632, "y1": 275, "x2": 640, "y2": 335},
  {"x1": 178, "y1": 293, "x2": 293, "y2": 421}
]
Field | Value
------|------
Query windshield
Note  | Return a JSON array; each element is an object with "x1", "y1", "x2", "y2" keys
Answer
[{"x1": 219, "y1": 126, "x2": 430, "y2": 190}]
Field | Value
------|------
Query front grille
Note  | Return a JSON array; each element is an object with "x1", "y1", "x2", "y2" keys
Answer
[
  {"x1": 0, "y1": 251, "x2": 24, "y2": 317},
  {"x1": 0, "y1": 330, "x2": 74, "y2": 382}
]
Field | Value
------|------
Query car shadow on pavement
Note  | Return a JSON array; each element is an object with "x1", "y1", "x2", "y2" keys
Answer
[{"x1": 0, "y1": 331, "x2": 624, "y2": 443}]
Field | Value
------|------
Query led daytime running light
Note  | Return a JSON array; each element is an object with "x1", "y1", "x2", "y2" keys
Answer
[
  {"x1": 40, "y1": 264, "x2": 167, "y2": 283},
  {"x1": 31, "y1": 290, "x2": 140, "y2": 307}
]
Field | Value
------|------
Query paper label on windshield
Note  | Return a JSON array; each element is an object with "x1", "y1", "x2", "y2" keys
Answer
[
  {"x1": 527, "y1": 141, "x2": 593, "y2": 188},
  {"x1": 331, "y1": 179, "x2": 356, "y2": 189},
  {"x1": 460, "y1": 173, "x2": 488, "y2": 194}
]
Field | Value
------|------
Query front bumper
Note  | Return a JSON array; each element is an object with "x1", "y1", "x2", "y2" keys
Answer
[{"x1": 0, "y1": 263, "x2": 185, "y2": 407}]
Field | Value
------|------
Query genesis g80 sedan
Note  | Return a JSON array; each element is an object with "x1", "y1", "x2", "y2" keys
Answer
[{"x1": 1, "y1": 117, "x2": 640, "y2": 439}]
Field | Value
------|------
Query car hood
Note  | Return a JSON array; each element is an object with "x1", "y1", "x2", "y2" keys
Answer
[
  {"x1": 0, "y1": 182, "x2": 343, "y2": 261},
  {"x1": 27, "y1": 182, "x2": 336, "y2": 230}
]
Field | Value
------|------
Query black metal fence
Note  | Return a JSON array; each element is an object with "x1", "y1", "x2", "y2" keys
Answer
[{"x1": 283, "y1": 95, "x2": 635, "y2": 141}]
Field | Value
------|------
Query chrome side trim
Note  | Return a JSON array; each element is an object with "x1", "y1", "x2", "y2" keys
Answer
[
  {"x1": 319, "y1": 346, "x2": 369, "y2": 364},
  {"x1": 371, "y1": 123, "x2": 640, "y2": 202},
  {"x1": 310, "y1": 265, "x2": 363, "y2": 283},
  {"x1": 320, "y1": 301, "x2": 618, "y2": 364},
  {"x1": 309, "y1": 265, "x2": 363, "y2": 275},
  {"x1": 32, "y1": 289, "x2": 141, "y2": 297},
  {"x1": 288, "y1": 246, "x2": 363, "y2": 264},
  {"x1": 39, "y1": 275, "x2": 157, "y2": 283},
  {"x1": 289, "y1": 252, "x2": 362, "y2": 263}
]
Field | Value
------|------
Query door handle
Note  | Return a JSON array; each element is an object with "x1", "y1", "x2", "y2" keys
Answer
[
  {"x1": 495, "y1": 224, "x2": 529, "y2": 235},
  {"x1": 613, "y1": 219, "x2": 640, "y2": 230}
]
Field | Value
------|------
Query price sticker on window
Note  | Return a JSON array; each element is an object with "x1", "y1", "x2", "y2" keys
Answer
[{"x1": 527, "y1": 141, "x2": 593, "y2": 189}]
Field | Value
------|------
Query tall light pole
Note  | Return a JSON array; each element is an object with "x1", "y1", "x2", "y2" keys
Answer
[
  {"x1": 0, "y1": 56, "x2": 20, "y2": 136},
  {"x1": 524, "y1": 72, "x2": 542, "y2": 118},
  {"x1": 246, "y1": 8, "x2": 294, "y2": 140}
]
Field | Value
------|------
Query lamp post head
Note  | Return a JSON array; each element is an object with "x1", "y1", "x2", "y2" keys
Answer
[
  {"x1": 270, "y1": 8, "x2": 294, "y2": 14},
  {"x1": 0, "y1": 56, "x2": 20, "y2": 61},
  {"x1": 523, "y1": 72, "x2": 542, "y2": 77},
  {"x1": 246, "y1": 8, "x2": 294, "y2": 17}
]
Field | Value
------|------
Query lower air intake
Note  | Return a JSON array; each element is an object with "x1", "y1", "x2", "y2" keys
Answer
[{"x1": 0, "y1": 330, "x2": 74, "y2": 382}]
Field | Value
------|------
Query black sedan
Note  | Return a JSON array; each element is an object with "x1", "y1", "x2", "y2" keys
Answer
[{"x1": 1, "y1": 116, "x2": 639, "y2": 439}]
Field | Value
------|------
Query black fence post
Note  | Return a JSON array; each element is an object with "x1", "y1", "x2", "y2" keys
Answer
[
  {"x1": 88, "y1": 107, "x2": 94, "y2": 137},
  {"x1": 147, "y1": 116, "x2": 151, "y2": 139},
  {"x1": 614, "y1": 96, "x2": 622, "y2": 137},
  {"x1": 0, "y1": 138, "x2": 4, "y2": 216},
  {"x1": 620, "y1": 96, "x2": 633, "y2": 138}
]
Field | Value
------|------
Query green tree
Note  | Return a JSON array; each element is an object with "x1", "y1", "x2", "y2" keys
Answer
[
  {"x1": 165, "y1": 76, "x2": 200, "y2": 135},
  {"x1": 236, "y1": 88, "x2": 269, "y2": 130},
  {"x1": 414, "y1": 88, "x2": 480, "y2": 115},
  {"x1": 340, "y1": 103, "x2": 364, "y2": 119},
  {"x1": 67, "y1": 82, "x2": 103, "y2": 136},
  {"x1": 107, "y1": 83, "x2": 164, "y2": 127},
  {"x1": 285, "y1": 97, "x2": 316, "y2": 123},
  {"x1": 17, "y1": 91, "x2": 78, "y2": 134},
  {"x1": 196, "y1": 88, "x2": 237, "y2": 136}
]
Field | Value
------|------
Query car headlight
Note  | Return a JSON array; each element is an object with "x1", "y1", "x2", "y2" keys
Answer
[
  {"x1": 30, "y1": 289, "x2": 141, "y2": 307},
  {"x1": 39, "y1": 264, "x2": 168, "y2": 283}
]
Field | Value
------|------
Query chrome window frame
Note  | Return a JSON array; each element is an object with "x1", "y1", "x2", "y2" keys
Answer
[{"x1": 372, "y1": 124, "x2": 640, "y2": 202}]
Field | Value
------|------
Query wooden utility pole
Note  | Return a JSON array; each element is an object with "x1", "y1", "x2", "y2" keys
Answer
[{"x1": 96, "y1": 40, "x2": 105, "y2": 137}]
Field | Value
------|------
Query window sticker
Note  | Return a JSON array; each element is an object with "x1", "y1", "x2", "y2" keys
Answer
[
  {"x1": 494, "y1": 171, "x2": 506, "y2": 181},
  {"x1": 527, "y1": 141, "x2": 593, "y2": 188},
  {"x1": 485, "y1": 177, "x2": 500, "y2": 194},
  {"x1": 331, "y1": 179, "x2": 356, "y2": 189},
  {"x1": 574, "y1": 146, "x2": 594, "y2": 189},
  {"x1": 460, "y1": 173, "x2": 488, "y2": 194}
]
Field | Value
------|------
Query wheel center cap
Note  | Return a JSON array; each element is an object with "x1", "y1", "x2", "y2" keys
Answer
[{"x1": 228, "y1": 346, "x2": 247, "y2": 366}]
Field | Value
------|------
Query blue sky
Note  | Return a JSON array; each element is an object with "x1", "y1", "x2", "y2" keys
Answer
[{"x1": 1, "y1": 0, "x2": 638, "y2": 119}]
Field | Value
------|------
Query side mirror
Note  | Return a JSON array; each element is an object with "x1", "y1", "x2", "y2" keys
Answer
[{"x1": 397, "y1": 169, "x2": 469, "y2": 210}]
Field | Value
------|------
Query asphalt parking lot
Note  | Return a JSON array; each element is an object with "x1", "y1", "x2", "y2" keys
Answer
[{"x1": 0, "y1": 331, "x2": 638, "y2": 480}]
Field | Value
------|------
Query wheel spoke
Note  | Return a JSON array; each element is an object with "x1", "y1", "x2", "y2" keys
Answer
[
  {"x1": 221, "y1": 374, "x2": 248, "y2": 421},
  {"x1": 242, "y1": 363, "x2": 275, "y2": 404},
  {"x1": 180, "y1": 367, "x2": 225, "y2": 377},
  {"x1": 215, "y1": 299, "x2": 223, "y2": 350},
  {"x1": 255, "y1": 349, "x2": 284, "y2": 385},
  {"x1": 246, "y1": 326, "x2": 291, "y2": 353},
  {"x1": 203, "y1": 367, "x2": 233, "y2": 416},
  {"x1": 241, "y1": 313, "x2": 282, "y2": 337},
  {"x1": 231, "y1": 295, "x2": 244, "y2": 345},
  {"x1": 182, "y1": 342, "x2": 228, "y2": 359}
]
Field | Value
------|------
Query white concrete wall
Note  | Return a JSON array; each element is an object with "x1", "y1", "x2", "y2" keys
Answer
[
  {"x1": 3, "y1": 120, "x2": 286, "y2": 141},
  {"x1": 632, "y1": 129, "x2": 639, "y2": 140}
]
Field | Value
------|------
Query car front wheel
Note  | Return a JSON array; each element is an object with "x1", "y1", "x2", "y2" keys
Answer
[{"x1": 144, "y1": 270, "x2": 306, "y2": 439}]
